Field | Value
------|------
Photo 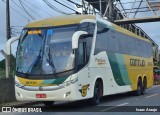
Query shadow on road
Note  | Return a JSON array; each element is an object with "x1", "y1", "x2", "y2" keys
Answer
[{"x1": 30, "y1": 92, "x2": 136, "y2": 112}]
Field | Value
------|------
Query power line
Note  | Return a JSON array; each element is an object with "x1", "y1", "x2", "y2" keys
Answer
[
  {"x1": 23, "y1": 0, "x2": 52, "y2": 16},
  {"x1": 61, "y1": 0, "x2": 76, "y2": 9},
  {"x1": 11, "y1": 26, "x2": 24, "y2": 27},
  {"x1": 11, "y1": 0, "x2": 41, "y2": 19},
  {"x1": 67, "y1": 0, "x2": 82, "y2": 7},
  {"x1": 19, "y1": 0, "x2": 42, "y2": 18},
  {"x1": 53, "y1": 0, "x2": 79, "y2": 13},
  {"x1": 2, "y1": 0, "x2": 30, "y2": 21},
  {"x1": 43, "y1": 0, "x2": 69, "y2": 15},
  {"x1": 11, "y1": 0, "x2": 27, "y2": 14},
  {"x1": 19, "y1": 0, "x2": 35, "y2": 20}
]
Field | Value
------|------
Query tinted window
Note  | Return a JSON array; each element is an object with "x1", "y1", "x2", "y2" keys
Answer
[
  {"x1": 94, "y1": 22, "x2": 109, "y2": 55},
  {"x1": 78, "y1": 42, "x2": 85, "y2": 65},
  {"x1": 119, "y1": 35, "x2": 129, "y2": 54},
  {"x1": 79, "y1": 22, "x2": 95, "y2": 63},
  {"x1": 108, "y1": 30, "x2": 119, "y2": 53},
  {"x1": 94, "y1": 22, "x2": 152, "y2": 58},
  {"x1": 79, "y1": 22, "x2": 95, "y2": 35}
]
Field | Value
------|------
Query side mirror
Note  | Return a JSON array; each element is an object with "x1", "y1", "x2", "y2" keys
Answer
[
  {"x1": 6, "y1": 36, "x2": 20, "y2": 55},
  {"x1": 72, "y1": 31, "x2": 88, "y2": 49}
]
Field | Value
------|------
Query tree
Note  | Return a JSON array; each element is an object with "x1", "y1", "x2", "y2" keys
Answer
[
  {"x1": 0, "y1": 54, "x2": 16, "y2": 78},
  {"x1": 0, "y1": 59, "x2": 5, "y2": 69}
]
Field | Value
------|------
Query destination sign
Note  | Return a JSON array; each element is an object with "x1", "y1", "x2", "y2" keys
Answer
[{"x1": 28, "y1": 30, "x2": 42, "y2": 35}]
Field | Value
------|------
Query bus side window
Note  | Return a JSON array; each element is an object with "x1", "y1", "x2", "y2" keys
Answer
[{"x1": 77, "y1": 41, "x2": 87, "y2": 69}]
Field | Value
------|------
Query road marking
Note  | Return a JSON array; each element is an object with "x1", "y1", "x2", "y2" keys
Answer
[
  {"x1": 117, "y1": 103, "x2": 129, "y2": 106},
  {"x1": 145, "y1": 94, "x2": 158, "y2": 98},
  {"x1": 100, "y1": 103, "x2": 129, "y2": 112}
]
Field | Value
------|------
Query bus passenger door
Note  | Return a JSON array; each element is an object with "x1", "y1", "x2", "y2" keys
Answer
[{"x1": 77, "y1": 40, "x2": 90, "y2": 98}]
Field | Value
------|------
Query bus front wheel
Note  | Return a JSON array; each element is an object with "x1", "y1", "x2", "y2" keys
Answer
[{"x1": 90, "y1": 81, "x2": 101, "y2": 105}]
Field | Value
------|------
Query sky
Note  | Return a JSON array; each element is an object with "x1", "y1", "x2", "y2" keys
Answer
[
  {"x1": 0, "y1": 0, "x2": 160, "y2": 61},
  {"x1": 0, "y1": 0, "x2": 79, "y2": 61}
]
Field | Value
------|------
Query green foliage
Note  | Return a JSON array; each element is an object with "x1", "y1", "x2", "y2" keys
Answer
[
  {"x1": 0, "y1": 70, "x2": 5, "y2": 78},
  {"x1": 0, "y1": 59, "x2": 5, "y2": 69},
  {"x1": 0, "y1": 59, "x2": 5, "y2": 78},
  {"x1": 0, "y1": 54, "x2": 16, "y2": 78}
]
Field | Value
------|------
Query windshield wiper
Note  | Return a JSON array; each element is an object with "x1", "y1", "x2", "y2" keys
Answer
[
  {"x1": 25, "y1": 51, "x2": 42, "y2": 77},
  {"x1": 25, "y1": 47, "x2": 56, "y2": 76},
  {"x1": 45, "y1": 47, "x2": 56, "y2": 73}
]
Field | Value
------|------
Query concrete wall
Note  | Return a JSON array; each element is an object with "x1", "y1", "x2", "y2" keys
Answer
[{"x1": 0, "y1": 78, "x2": 16, "y2": 104}]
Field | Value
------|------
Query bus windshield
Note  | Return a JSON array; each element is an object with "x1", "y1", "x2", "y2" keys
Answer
[{"x1": 16, "y1": 25, "x2": 78, "y2": 75}]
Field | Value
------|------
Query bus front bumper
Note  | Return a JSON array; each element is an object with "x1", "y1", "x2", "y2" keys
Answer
[{"x1": 15, "y1": 82, "x2": 79, "y2": 102}]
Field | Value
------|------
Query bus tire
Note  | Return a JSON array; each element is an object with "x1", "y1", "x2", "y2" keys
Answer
[
  {"x1": 141, "y1": 78, "x2": 147, "y2": 95},
  {"x1": 43, "y1": 101, "x2": 54, "y2": 106},
  {"x1": 134, "y1": 79, "x2": 142, "y2": 96},
  {"x1": 90, "y1": 80, "x2": 101, "y2": 105}
]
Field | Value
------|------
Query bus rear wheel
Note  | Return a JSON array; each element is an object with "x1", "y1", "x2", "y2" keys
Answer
[
  {"x1": 43, "y1": 101, "x2": 54, "y2": 106},
  {"x1": 134, "y1": 79, "x2": 142, "y2": 96},
  {"x1": 90, "y1": 81, "x2": 101, "y2": 105},
  {"x1": 141, "y1": 78, "x2": 147, "y2": 95}
]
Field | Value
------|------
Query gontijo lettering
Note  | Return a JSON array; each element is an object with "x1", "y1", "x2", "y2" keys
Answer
[{"x1": 130, "y1": 59, "x2": 145, "y2": 67}]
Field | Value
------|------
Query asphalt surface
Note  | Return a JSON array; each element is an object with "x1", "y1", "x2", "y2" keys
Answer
[
  {"x1": 0, "y1": 85, "x2": 160, "y2": 114},
  {"x1": 31, "y1": 85, "x2": 160, "y2": 111}
]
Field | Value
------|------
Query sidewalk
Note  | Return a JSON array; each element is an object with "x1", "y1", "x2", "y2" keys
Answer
[{"x1": 0, "y1": 101, "x2": 40, "y2": 107}]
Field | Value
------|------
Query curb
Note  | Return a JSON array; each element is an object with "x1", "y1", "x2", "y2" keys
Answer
[{"x1": 0, "y1": 101, "x2": 41, "y2": 107}]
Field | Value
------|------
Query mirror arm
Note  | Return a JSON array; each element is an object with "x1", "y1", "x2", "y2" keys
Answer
[{"x1": 72, "y1": 31, "x2": 88, "y2": 49}]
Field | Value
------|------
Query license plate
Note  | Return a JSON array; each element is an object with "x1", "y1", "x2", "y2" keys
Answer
[{"x1": 36, "y1": 94, "x2": 46, "y2": 98}]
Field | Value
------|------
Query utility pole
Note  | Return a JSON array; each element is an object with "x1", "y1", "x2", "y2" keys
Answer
[
  {"x1": 6, "y1": 0, "x2": 11, "y2": 40},
  {"x1": 6, "y1": 0, "x2": 11, "y2": 78}
]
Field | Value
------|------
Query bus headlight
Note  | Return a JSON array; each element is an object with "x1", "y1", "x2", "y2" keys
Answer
[
  {"x1": 71, "y1": 77, "x2": 78, "y2": 84},
  {"x1": 15, "y1": 81, "x2": 24, "y2": 88}
]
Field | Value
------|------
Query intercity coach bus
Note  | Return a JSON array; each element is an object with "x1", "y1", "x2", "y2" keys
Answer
[{"x1": 15, "y1": 15, "x2": 153, "y2": 106}]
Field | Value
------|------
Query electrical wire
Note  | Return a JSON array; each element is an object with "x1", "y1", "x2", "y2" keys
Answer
[
  {"x1": 43, "y1": 0, "x2": 69, "y2": 15},
  {"x1": 53, "y1": 0, "x2": 79, "y2": 13},
  {"x1": 11, "y1": 0, "x2": 42, "y2": 19},
  {"x1": 1, "y1": 0, "x2": 30, "y2": 21},
  {"x1": 24, "y1": 0, "x2": 52, "y2": 16},
  {"x1": 11, "y1": 0, "x2": 27, "y2": 13},
  {"x1": 61, "y1": 0, "x2": 76, "y2": 9},
  {"x1": 19, "y1": 0, "x2": 35, "y2": 20},
  {"x1": 67, "y1": 0, "x2": 82, "y2": 7},
  {"x1": 19, "y1": 0, "x2": 42, "y2": 18}
]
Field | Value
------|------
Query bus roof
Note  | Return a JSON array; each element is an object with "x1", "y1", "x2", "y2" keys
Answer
[
  {"x1": 25, "y1": 15, "x2": 96, "y2": 28},
  {"x1": 112, "y1": 23, "x2": 151, "y2": 43},
  {"x1": 97, "y1": 18, "x2": 151, "y2": 43},
  {"x1": 25, "y1": 15, "x2": 151, "y2": 43}
]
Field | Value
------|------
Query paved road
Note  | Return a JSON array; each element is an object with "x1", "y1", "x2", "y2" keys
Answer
[
  {"x1": 29, "y1": 85, "x2": 160, "y2": 111},
  {"x1": 1, "y1": 85, "x2": 160, "y2": 114}
]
